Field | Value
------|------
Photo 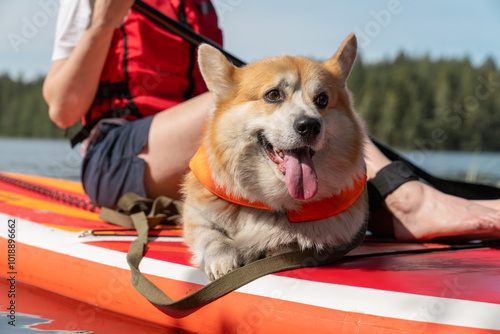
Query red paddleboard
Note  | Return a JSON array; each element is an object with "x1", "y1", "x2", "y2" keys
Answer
[{"x1": 1, "y1": 171, "x2": 499, "y2": 333}]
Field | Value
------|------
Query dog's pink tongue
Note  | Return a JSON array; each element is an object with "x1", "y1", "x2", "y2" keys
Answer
[{"x1": 284, "y1": 148, "x2": 318, "y2": 201}]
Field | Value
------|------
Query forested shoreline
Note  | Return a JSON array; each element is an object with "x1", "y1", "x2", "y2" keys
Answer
[
  {"x1": 1, "y1": 53, "x2": 499, "y2": 151},
  {"x1": 349, "y1": 53, "x2": 500, "y2": 151}
]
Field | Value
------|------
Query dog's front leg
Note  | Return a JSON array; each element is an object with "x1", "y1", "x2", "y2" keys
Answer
[{"x1": 187, "y1": 223, "x2": 242, "y2": 281}]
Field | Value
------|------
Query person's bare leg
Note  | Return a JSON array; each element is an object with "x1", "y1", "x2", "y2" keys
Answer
[
  {"x1": 139, "y1": 92, "x2": 212, "y2": 200},
  {"x1": 365, "y1": 137, "x2": 500, "y2": 240}
]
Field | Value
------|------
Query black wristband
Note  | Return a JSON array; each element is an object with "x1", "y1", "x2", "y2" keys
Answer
[{"x1": 367, "y1": 161, "x2": 419, "y2": 211}]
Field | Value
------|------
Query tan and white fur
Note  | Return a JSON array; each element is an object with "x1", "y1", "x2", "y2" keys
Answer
[{"x1": 182, "y1": 34, "x2": 367, "y2": 280}]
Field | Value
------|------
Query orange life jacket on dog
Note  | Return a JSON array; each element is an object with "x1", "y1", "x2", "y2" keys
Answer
[
  {"x1": 189, "y1": 145, "x2": 367, "y2": 223},
  {"x1": 71, "y1": 0, "x2": 222, "y2": 145}
]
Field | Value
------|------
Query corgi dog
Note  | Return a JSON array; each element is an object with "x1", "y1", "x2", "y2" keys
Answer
[{"x1": 182, "y1": 34, "x2": 368, "y2": 281}]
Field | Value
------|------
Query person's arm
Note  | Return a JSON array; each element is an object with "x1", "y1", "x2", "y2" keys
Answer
[{"x1": 43, "y1": 0, "x2": 134, "y2": 129}]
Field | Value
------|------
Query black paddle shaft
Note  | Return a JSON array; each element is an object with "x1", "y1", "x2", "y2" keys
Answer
[{"x1": 133, "y1": 0, "x2": 245, "y2": 67}]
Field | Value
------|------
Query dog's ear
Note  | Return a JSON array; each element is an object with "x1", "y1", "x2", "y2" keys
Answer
[
  {"x1": 323, "y1": 33, "x2": 357, "y2": 87},
  {"x1": 198, "y1": 44, "x2": 236, "y2": 103}
]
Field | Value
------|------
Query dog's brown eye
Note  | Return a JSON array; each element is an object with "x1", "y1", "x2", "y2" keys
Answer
[
  {"x1": 264, "y1": 89, "x2": 283, "y2": 102},
  {"x1": 314, "y1": 93, "x2": 329, "y2": 108}
]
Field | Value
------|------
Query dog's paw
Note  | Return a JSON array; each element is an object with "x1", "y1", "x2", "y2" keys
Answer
[{"x1": 204, "y1": 246, "x2": 241, "y2": 281}]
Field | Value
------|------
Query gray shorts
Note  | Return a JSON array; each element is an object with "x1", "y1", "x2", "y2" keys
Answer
[{"x1": 81, "y1": 116, "x2": 154, "y2": 209}]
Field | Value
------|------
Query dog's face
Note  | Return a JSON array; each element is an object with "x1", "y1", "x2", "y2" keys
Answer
[{"x1": 198, "y1": 34, "x2": 364, "y2": 208}]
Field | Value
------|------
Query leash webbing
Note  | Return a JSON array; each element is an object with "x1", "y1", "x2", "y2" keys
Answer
[{"x1": 100, "y1": 193, "x2": 366, "y2": 309}]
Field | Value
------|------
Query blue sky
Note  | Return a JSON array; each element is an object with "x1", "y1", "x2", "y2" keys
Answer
[{"x1": 1, "y1": 0, "x2": 500, "y2": 81}]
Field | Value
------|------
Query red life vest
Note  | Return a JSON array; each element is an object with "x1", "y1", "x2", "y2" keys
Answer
[{"x1": 72, "y1": 0, "x2": 222, "y2": 145}]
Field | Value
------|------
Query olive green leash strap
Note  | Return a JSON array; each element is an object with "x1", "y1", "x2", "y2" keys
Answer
[
  {"x1": 100, "y1": 193, "x2": 367, "y2": 309},
  {"x1": 99, "y1": 193, "x2": 183, "y2": 229}
]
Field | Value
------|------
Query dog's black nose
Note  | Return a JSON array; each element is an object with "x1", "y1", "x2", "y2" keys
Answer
[{"x1": 294, "y1": 116, "x2": 321, "y2": 138}]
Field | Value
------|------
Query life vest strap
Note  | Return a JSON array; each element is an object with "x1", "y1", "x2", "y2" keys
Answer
[{"x1": 70, "y1": 102, "x2": 141, "y2": 147}]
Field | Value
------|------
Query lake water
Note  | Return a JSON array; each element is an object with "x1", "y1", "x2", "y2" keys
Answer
[
  {"x1": 1, "y1": 137, "x2": 500, "y2": 186},
  {"x1": 0, "y1": 137, "x2": 82, "y2": 181}
]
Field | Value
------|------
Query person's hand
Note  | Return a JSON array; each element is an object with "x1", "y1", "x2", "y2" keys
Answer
[{"x1": 90, "y1": 0, "x2": 135, "y2": 31}]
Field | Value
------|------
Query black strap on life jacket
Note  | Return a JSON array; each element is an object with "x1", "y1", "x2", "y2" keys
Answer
[
  {"x1": 177, "y1": 0, "x2": 197, "y2": 99},
  {"x1": 70, "y1": 100, "x2": 140, "y2": 147}
]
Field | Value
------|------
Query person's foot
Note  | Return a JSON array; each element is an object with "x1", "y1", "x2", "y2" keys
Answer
[
  {"x1": 473, "y1": 199, "x2": 500, "y2": 210},
  {"x1": 384, "y1": 181, "x2": 500, "y2": 240}
]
